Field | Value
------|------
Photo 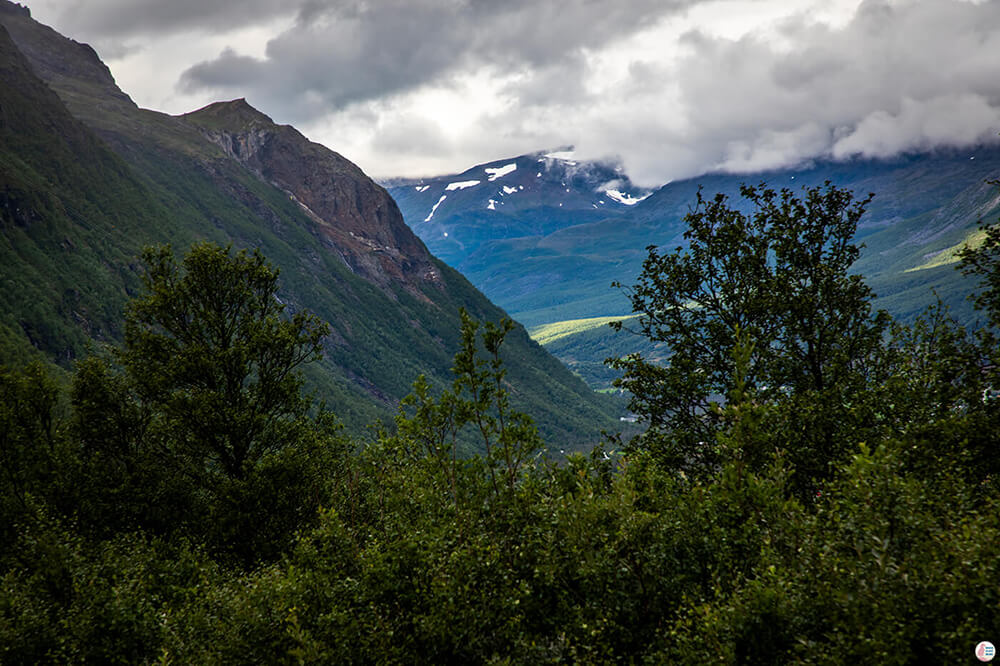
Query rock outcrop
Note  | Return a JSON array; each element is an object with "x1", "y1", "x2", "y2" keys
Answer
[{"x1": 183, "y1": 99, "x2": 440, "y2": 295}]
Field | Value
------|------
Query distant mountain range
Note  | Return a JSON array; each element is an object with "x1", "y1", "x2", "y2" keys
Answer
[
  {"x1": 389, "y1": 145, "x2": 1000, "y2": 388},
  {"x1": 0, "y1": 1, "x2": 620, "y2": 446}
]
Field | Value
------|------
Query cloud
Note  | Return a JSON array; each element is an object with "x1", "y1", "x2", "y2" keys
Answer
[
  {"x1": 39, "y1": 0, "x2": 301, "y2": 37},
  {"x1": 31, "y1": 0, "x2": 1000, "y2": 185},
  {"x1": 369, "y1": 111, "x2": 454, "y2": 158},
  {"x1": 340, "y1": 0, "x2": 1000, "y2": 185},
  {"x1": 178, "y1": 0, "x2": 693, "y2": 121},
  {"x1": 627, "y1": 0, "x2": 1000, "y2": 180},
  {"x1": 832, "y1": 94, "x2": 1000, "y2": 158},
  {"x1": 181, "y1": 47, "x2": 260, "y2": 89}
]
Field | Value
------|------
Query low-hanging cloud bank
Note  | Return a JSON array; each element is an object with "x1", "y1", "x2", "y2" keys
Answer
[
  {"x1": 657, "y1": 0, "x2": 1000, "y2": 178},
  {"x1": 563, "y1": 0, "x2": 1000, "y2": 185}
]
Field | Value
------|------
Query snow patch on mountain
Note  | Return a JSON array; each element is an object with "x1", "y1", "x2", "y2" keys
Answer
[
  {"x1": 605, "y1": 189, "x2": 650, "y2": 206},
  {"x1": 424, "y1": 195, "x2": 447, "y2": 222},
  {"x1": 502, "y1": 186, "x2": 518, "y2": 195},
  {"x1": 544, "y1": 150, "x2": 576, "y2": 161},
  {"x1": 446, "y1": 180, "x2": 480, "y2": 191},
  {"x1": 485, "y1": 163, "x2": 517, "y2": 181},
  {"x1": 414, "y1": 185, "x2": 430, "y2": 193}
]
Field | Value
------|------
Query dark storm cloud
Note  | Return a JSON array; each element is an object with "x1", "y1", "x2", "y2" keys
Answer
[
  {"x1": 46, "y1": 0, "x2": 302, "y2": 37},
  {"x1": 178, "y1": 0, "x2": 693, "y2": 122}
]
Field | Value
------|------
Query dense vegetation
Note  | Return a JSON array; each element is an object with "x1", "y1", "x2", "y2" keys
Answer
[{"x1": 2, "y1": 180, "x2": 1000, "y2": 663}]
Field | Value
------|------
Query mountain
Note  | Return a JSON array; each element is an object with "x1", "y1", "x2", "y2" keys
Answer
[
  {"x1": 182, "y1": 99, "x2": 438, "y2": 293},
  {"x1": 626, "y1": 152, "x2": 1000, "y2": 321},
  {"x1": 389, "y1": 144, "x2": 1000, "y2": 388},
  {"x1": 387, "y1": 150, "x2": 650, "y2": 269},
  {"x1": 0, "y1": 2, "x2": 620, "y2": 447}
]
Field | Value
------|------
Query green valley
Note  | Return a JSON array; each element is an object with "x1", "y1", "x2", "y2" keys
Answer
[
  {"x1": 4, "y1": 3, "x2": 1000, "y2": 663},
  {"x1": 392, "y1": 149, "x2": 1000, "y2": 388}
]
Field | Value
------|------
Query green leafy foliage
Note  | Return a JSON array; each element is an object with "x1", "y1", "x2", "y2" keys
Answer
[
  {"x1": 121, "y1": 243, "x2": 327, "y2": 481},
  {"x1": 2, "y1": 190, "x2": 1000, "y2": 663},
  {"x1": 392, "y1": 310, "x2": 543, "y2": 505},
  {"x1": 610, "y1": 183, "x2": 891, "y2": 490},
  {"x1": 959, "y1": 198, "x2": 1000, "y2": 329},
  {"x1": 0, "y1": 362, "x2": 65, "y2": 544}
]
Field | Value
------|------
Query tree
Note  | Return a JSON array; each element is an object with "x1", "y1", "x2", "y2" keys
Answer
[
  {"x1": 119, "y1": 242, "x2": 328, "y2": 481},
  {"x1": 610, "y1": 182, "x2": 889, "y2": 483},
  {"x1": 392, "y1": 309, "x2": 542, "y2": 504},
  {"x1": 959, "y1": 194, "x2": 1000, "y2": 329},
  {"x1": 955, "y1": 188, "x2": 1000, "y2": 480},
  {"x1": 0, "y1": 362, "x2": 64, "y2": 549}
]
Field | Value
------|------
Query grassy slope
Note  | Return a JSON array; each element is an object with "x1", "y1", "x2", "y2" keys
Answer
[
  {"x1": 530, "y1": 315, "x2": 635, "y2": 346},
  {"x1": 905, "y1": 227, "x2": 991, "y2": 273},
  {"x1": 528, "y1": 315, "x2": 666, "y2": 390}
]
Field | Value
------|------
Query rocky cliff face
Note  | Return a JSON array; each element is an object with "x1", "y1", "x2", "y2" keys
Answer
[
  {"x1": 183, "y1": 100, "x2": 440, "y2": 295},
  {"x1": 0, "y1": 2, "x2": 133, "y2": 109}
]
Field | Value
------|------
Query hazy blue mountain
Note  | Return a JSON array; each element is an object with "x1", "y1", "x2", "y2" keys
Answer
[
  {"x1": 387, "y1": 150, "x2": 651, "y2": 268},
  {"x1": 390, "y1": 145, "x2": 1000, "y2": 388}
]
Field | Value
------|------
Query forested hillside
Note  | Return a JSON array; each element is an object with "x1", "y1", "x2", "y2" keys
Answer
[
  {"x1": 3, "y1": 1, "x2": 1000, "y2": 662},
  {"x1": 2, "y1": 181, "x2": 999, "y2": 663}
]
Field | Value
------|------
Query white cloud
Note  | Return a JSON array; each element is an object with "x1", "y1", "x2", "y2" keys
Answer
[{"x1": 832, "y1": 94, "x2": 1000, "y2": 158}]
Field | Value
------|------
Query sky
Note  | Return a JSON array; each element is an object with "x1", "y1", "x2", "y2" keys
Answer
[{"x1": 23, "y1": 0, "x2": 1000, "y2": 186}]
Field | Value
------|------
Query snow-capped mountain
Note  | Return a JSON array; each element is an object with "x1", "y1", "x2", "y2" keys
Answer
[{"x1": 386, "y1": 149, "x2": 650, "y2": 267}]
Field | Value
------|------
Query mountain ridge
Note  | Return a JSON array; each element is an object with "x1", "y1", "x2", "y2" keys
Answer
[
  {"x1": 182, "y1": 99, "x2": 439, "y2": 294},
  {"x1": 388, "y1": 150, "x2": 650, "y2": 273},
  {"x1": 0, "y1": 2, "x2": 620, "y2": 445}
]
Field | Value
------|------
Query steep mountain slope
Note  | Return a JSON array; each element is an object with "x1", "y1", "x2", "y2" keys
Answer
[
  {"x1": 0, "y1": 2, "x2": 620, "y2": 445},
  {"x1": 182, "y1": 99, "x2": 438, "y2": 292},
  {"x1": 0, "y1": 19, "x2": 170, "y2": 364}
]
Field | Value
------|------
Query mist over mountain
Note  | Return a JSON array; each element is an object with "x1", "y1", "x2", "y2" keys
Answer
[{"x1": 386, "y1": 149, "x2": 650, "y2": 269}]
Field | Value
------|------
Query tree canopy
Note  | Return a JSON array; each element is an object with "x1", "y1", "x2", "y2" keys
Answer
[
  {"x1": 121, "y1": 242, "x2": 328, "y2": 480},
  {"x1": 1, "y1": 204, "x2": 999, "y2": 663},
  {"x1": 610, "y1": 182, "x2": 890, "y2": 486}
]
